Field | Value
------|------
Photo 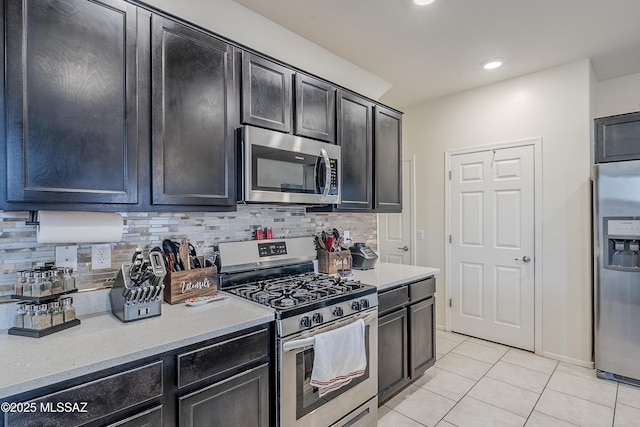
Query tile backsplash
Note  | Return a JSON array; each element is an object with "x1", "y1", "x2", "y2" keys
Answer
[{"x1": 0, "y1": 206, "x2": 377, "y2": 295}]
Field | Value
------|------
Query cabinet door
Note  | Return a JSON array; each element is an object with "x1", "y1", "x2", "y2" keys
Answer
[
  {"x1": 374, "y1": 105, "x2": 403, "y2": 212},
  {"x1": 241, "y1": 52, "x2": 292, "y2": 133},
  {"x1": 294, "y1": 73, "x2": 335, "y2": 142},
  {"x1": 151, "y1": 15, "x2": 235, "y2": 206},
  {"x1": 179, "y1": 364, "x2": 269, "y2": 427},
  {"x1": 378, "y1": 309, "x2": 409, "y2": 404},
  {"x1": 409, "y1": 297, "x2": 435, "y2": 378},
  {"x1": 336, "y1": 91, "x2": 374, "y2": 211},
  {"x1": 595, "y1": 112, "x2": 640, "y2": 163},
  {"x1": 5, "y1": 0, "x2": 139, "y2": 204}
]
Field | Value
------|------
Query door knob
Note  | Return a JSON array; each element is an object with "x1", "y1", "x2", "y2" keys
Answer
[
  {"x1": 398, "y1": 246, "x2": 409, "y2": 252},
  {"x1": 514, "y1": 256, "x2": 531, "y2": 263}
]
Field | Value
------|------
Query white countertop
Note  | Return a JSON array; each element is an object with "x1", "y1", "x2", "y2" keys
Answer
[
  {"x1": 0, "y1": 294, "x2": 274, "y2": 399},
  {"x1": 351, "y1": 262, "x2": 440, "y2": 291}
]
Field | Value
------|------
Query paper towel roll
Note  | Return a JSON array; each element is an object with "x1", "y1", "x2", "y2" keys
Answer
[{"x1": 37, "y1": 211, "x2": 123, "y2": 243}]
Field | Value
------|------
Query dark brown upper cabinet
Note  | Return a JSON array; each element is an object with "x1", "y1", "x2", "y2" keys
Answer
[
  {"x1": 4, "y1": 0, "x2": 140, "y2": 205},
  {"x1": 151, "y1": 15, "x2": 235, "y2": 207},
  {"x1": 374, "y1": 105, "x2": 403, "y2": 212},
  {"x1": 294, "y1": 73, "x2": 335, "y2": 143},
  {"x1": 595, "y1": 111, "x2": 640, "y2": 163},
  {"x1": 241, "y1": 52, "x2": 292, "y2": 133},
  {"x1": 336, "y1": 90, "x2": 373, "y2": 210}
]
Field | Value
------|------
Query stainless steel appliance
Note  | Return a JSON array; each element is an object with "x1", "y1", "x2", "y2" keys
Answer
[
  {"x1": 239, "y1": 125, "x2": 341, "y2": 204},
  {"x1": 109, "y1": 249, "x2": 166, "y2": 322},
  {"x1": 593, "y1": 160, "x2": 640, "y2": 385},
  {"x1": 218, "y1": 237, "x2": 378, "y2": 427},
  {"x1": 350, "y1": 243, "x2": 379, "y2": 270}
]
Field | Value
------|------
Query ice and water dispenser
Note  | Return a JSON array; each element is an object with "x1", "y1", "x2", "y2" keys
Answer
[{"x1": 604, "y1": 217, "x2": 640, "y2": 270}]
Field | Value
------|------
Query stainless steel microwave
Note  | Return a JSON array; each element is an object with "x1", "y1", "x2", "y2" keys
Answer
[{"x1": 239, "y1": 125, "x2": 341, "y2": 204}]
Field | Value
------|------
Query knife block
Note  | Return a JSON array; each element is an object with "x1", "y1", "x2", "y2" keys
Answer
[{"x1": 110, "y1": 263, "x2": 165, "y2": 322}]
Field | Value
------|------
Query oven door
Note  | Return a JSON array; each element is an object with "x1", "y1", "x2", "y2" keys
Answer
[
  {"x1": 278, "y1": 308, "x2": 378, "y2": 427},
  {"x1": 242, "y1": 125, "x2": 341, "y2": 204}
]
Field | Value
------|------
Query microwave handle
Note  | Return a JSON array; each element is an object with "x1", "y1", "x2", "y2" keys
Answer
[{"x1": 319, "y1": 148, "x2": 331, "y2": 203}]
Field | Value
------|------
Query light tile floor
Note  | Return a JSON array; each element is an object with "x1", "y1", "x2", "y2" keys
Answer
[{"x1": 378, "y1": 330, "x2": 640, "y2": 427}]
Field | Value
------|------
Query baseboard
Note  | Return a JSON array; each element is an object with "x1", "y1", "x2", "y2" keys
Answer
[
  {"x1": 542, "y1": 351, "x2": 594, "y2": 369},
  {"x1": 436, "y1": 324, "x2": 445, "y2": 331}
]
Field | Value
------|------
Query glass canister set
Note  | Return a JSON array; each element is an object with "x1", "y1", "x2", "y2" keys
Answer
[
  {"x1": 9, "y1": 267, "x2": 81, "y2": 338},
  {"x1": 14, "y1": 267, "x2": 76, "y2": 297},
  {"x1": 14, "y1": 298, "x2": 76, "y2": 330}
]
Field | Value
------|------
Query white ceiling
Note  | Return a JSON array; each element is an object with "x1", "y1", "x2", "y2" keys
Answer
[{"x1": 233, "y1": 0, "x2": 640, "y2": 109}]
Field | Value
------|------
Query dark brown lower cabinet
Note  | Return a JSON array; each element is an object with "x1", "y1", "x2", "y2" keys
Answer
[
  {"x1": 179, "y1": 364, "x2": 269, "y2": 427},
  {"x1": 378, "y1": 277, "x2": 436, "y2": 404},
  {"x1": 1, "y1": 324, "x2": 272, "y2": 427},
  {"x1": 378, "y1": 309, "x2": 409, "y2": 403}
]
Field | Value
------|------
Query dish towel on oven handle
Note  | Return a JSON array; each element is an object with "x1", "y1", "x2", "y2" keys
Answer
[{"x1": 309, "y1": 318, "x2": 367, "y2": 397}]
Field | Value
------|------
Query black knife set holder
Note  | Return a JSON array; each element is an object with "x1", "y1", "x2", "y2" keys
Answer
[{"x1": 110, "y1": 250, "x2": 166, "y2": 322}]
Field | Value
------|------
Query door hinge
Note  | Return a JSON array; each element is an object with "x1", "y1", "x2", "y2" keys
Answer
[
  {"x1": 449, "y1": 234, "x2": 452, "y2": 244},
  {"x1": 449, "y1": 298, "x2": 452, "y2": 308},
  {"x1": 449, "y1": 170, "x2": 452, "y2": 180}
]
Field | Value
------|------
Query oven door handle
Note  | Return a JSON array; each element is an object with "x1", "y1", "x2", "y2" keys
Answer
[{"x1": 282, "y1": 309, "x2": 377, "y2": 353}]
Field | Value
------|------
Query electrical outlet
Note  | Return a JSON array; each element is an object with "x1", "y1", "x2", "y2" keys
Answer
[
  {"x1": 92, "y1": 244, "x2": 112, "y2": 270},
  {"x1": 56, "y1": 246, "x2": 78, "y2": 271}
]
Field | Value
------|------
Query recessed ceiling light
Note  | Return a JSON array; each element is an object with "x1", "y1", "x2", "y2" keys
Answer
[
  {"x1": 482, "y1": 59, "x2": 504, "y2": 70},
  {"x1": 413, "y1": 0, "x2": 436, "y2": 6}
]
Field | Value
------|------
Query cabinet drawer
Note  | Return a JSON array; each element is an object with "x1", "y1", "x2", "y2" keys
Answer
[
  {"x1": 409, "y1": 277, "x2": 435, "y2": 302},
  {"x1": 378, "y1": 286, "x2": 409, "y2": 314},
  {"x1": 5, "y1": 361, "x2": 163, "y2": 427},
  {"x1": 106, "y1": 405, "x2": 162, "y2": 427},
  {"x1": 177, "y1": 328, "x2": 269, "y2": 389}
]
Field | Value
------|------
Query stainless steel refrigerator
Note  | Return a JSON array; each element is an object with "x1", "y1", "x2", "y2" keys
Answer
[{"x1": 594, "y1": 159, "x2": 640, "y2": 385}]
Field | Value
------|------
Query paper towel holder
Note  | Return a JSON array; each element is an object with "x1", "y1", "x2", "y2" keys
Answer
[{"x1": 26, "y1": 211, "x2": 39, "y2": 226}]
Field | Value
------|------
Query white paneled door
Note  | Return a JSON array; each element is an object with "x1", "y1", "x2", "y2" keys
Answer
[
  {"x1": 449, "y1": 145, "x2": 535, "y2": 350},
  {"x1": 379, "y1": 159, "x2": 412, "y2": 264}
]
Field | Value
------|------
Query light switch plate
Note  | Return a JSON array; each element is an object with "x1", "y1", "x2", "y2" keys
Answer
[
  {"x1": 55, "y1": 245, "x2": 78, "y2": 271},
  {"x1": 92, "y1": 244, "x2": 112, "y2": 269},
  {"x1": 417, "y1": 230, "x2": 425, "y2": 240}
]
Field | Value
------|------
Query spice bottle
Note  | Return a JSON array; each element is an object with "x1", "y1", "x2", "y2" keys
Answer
[
  {"x1": 61, "y1": 298, "x2": 76, "y2": 322},
  {"x1": 14, "y1": 303, "x2": 26, "y2": 328},
  {"x1": 63, "y1": 267, "x2": 76, "y2": 291},
  {"x1": 25, "y1": 271, "x2": 36, "y2": 297},
  {"x1": 23, "y1": 304, "x2": 35, "y2": 329},
  {"x1": 14, "y1": 271, "x2": 26, "y2": 296},
  {"x1": 41, "y1": 271, "x2": 53, "y2": 297},
  {"x1": 50, "y1": 301, "x2": 64, "y2": 327},
  {"x1": 33, "y1": 304, "x2": 51, "y2": 330},
  {"x1": 51, "y1": 269, "x2": 64, "y2": 294}
]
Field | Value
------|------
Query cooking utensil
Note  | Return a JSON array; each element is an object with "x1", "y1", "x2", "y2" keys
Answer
[
  {"x1": 185, "y1": 295, "x2": 228, "y2": 307},
  {"x1": 179, "y1": 241, "x2": 190, "y2": 270},
  {"x1": 315, "y1": 235, "x2": 327, "y2": 250},
  {"x1": 326, "y1": 235, "x2": 334, "y2": 252}
]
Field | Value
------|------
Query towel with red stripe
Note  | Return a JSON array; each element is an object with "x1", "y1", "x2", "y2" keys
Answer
[{"x1": 310, "y1": 319, "x2": 367, "y2": 397}]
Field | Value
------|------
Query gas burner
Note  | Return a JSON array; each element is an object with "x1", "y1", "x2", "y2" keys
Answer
[{"x1": 225, "y1": 271, "x2": 372, "y2": 311}]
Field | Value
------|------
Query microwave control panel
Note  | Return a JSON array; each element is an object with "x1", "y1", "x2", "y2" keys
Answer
[{"x1": 329, "y1": 159, "x2": 338, "y2": 195}]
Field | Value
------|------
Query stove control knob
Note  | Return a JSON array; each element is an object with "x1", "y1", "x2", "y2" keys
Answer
[
  {"x1": 351, "y1": 301, "x2": 362, "y2": 311},
  {"x1": 300, "y1": 316, "x2": 312, "y2": 328},
  {"x1": 312, "y1": 313, "x2": 324, "y2": 324},
  {"x1": 332, "y1": 307, "x2": 344, "y2": 317},
  {"x1": 360, "y1": 299, "x2": 370, "y2": 309}
]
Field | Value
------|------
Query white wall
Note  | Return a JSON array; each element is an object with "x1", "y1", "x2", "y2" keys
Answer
[
  {"x1": 403, "y1": 60, "x2": 593, "y2": 365},
  {"x1": 142, "y1": 0, "x2": 391, "y2": 101},
  {"x1": 596, "y1": 72, "x2": 640, "y2": 118}
]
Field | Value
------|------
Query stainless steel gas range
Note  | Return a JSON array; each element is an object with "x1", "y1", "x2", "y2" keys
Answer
[{"x1": 218, "y1": 237, "x2": 378, "y2": 427}]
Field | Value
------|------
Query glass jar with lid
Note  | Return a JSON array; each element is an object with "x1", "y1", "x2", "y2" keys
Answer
[
  {"x1": 49, "y1": 301, "x2": 64, "y2": 327},
  {"x1": 27, "y1": 271, "x2": 37, "y2": 297},
  {"x1": 40, "y1": 271, "x2": 52, "y2": 297},
  {"x1": 33, "y1": 304, "x2": 51, "y2": 330},
  {"x1": 51, "y1": 269, "x2": 64, "y2": 294},
  {"x1": 14, "y1": 271, "x2": 26, "y2": 296},
  {"x1": 14, "y1": 303, "x2": 27, "y2": 328},
  {"x1": 61, "y1": 297, "x2": 76, "y2": 322},
  {"x1": 63, "y1": 267, "x2": 76, "y2": 291},
  {"x1": 23, "y1": 303, "x2": 35, "y2": 329}
]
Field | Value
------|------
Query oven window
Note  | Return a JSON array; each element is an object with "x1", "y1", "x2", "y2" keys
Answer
[
  {"x1": 252, "y1": 145, "x2": 322, "y2": 194},
  {"x1": 295, "y1": 325, "x2": 370, "y2": 419}
]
